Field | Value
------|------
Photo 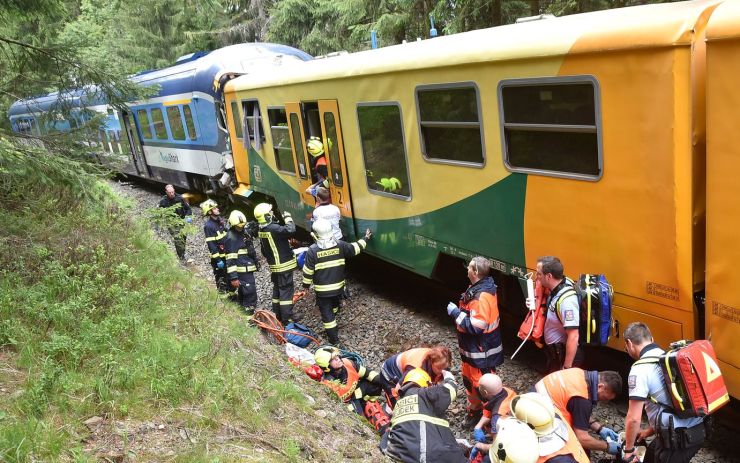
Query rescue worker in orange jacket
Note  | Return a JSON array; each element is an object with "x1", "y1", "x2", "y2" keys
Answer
[
  {"x1": 474, "y1": 393, "x2": 589, "y2": 463},
  {"x1": 314, "y1": 347, "x2": 390, "y2": 434},
  {"x1": 472, "y1": 373, "x2": 517, "y2": 444},
  {"x1": 534, "y1": 368, "x2": 622, "y2": 456},
  {"x1": 201, "y1": 199, "x2": 228, "y2": 291},
  {"x1": 445, "y1": 256, "x2": 504, "y2": 426},
  {"x1": 378, "y1": 345, "x2": 452, "y2": 409},
  {"x1": 381, "y1": 368, "x2": 467, "y2": 463}
]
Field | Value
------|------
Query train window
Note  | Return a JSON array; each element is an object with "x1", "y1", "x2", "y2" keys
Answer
[
  {"x1": 137, "y1": 109, "x2": 153, "y2": 139},
  {"x1": 230, "y1": 101, "x2": 243, "y2": 138},
  {"x1": 242, "y1": 100, "x2": 265, "y2": 149},
  {"x1": 289, "y1": 113, "x2": 308, "y2": 179},
  {"x1": 498, "y1": 76, "x2": 602, "y2": 180},
  {"x1": 166, "y1": 106, "x2": 186, "y2": 140},
  {"x1": 357, "y1": 102, "x2": 411, "y2": 199},
  {"x1": 151, "y1": 108, "x2": 168, "y2": 139},
  {"x1": 183, "y1": 105, "x2": 197, "y2": 140},
  {"x1": 323, "y1": 113, "x2": 343, "y2": 187},
  {"x1": 415, "y1": 83, "x2": 484, "y2": 166},
  {"x1": 268, "y1": 107, "x2": 294, "y2": 174}
]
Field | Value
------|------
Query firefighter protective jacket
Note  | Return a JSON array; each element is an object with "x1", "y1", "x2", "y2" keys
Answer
[
  {"x1": 223, "y1": 228, "x2": 258, "y2": 280},
  {"x1": 258, "y1": 217, "x2": 296, "y2": 273},
  {"x1": 385, "y1": 377, "x2": 467, "y2": 463},
  {"x1": 321, "y1": 358, "x2": 380, "y2": 403},
  {"x1": 302, "y1": 238, "x2": 367, "y2": 297},
  {"x1": 448, "y1": 276, "x2": 504, "y2": 370},
  {"x1": 204, "y1": 216, "x2": 227, "y2": 262}
]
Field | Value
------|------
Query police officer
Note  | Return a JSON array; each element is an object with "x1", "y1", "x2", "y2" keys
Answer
[
  {"x1": 254, "y1": 203, "x2": 297, "y2": 324},
  {"x1": 224, "y1": 210, "x2": 258, "y2": 317},
  {"x1": 201, "y1": 199, "x2": 228, "y2": 291},
  {"x1": 534, "y1": 256, "x2": 583, "y2": 373},
  {"x1": 381, "y1": 368, "x2": 467, "y2": 463},
  {"x1": 445, "y1": 256, "x2": 504, "y2": 427},
  {"x1": 622, "y1": 322, "x2": 706, "y2": 463},
  {"x1": 472, "y1": 373, "x2": 517, "y2": 444},
  {"x1": 158, "y1": 184, "x2": 192, "y2": 261},
  {"x1": 301, "y1": 218, "x2": 371, "y2": 345},
  {"x1": 534, "y1": 368, "x2": 622, "y2": 456},
  {"x1": 314, "y1": 347, "x2": 389, "y2": 434}
]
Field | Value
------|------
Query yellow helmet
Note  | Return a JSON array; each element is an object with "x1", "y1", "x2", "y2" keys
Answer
[
  {"x1": 402, "y1": 368, "x2": 431, "y2": 389},
  {"x1": 307, "y1": 136, "x2": 324, "y2": 157},
  {"x1": 376, "y1": 177, "x2": 402, "y2": 193},
  {"x1": 314, "y1": 346, "x2": 340, "y2": 372},
  {"x1": 228, "y1": 210, "x2": 247, "y2": 229},
  {"x1": 200, "y1": 199, "x2": 219, "y2": 216},
  {"x1": 510, "y1": 393, "x2": 557, "y2": 437},
  {"x1": 253, "y1": 203, "x2": 273, "y2": 224},
  {"x1": 491, "y1": 418, "x2": 539, "y2": 463}
]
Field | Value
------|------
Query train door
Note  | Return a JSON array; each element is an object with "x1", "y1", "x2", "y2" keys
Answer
[
  {"x1": 317, "y1": 100, "x2": 353, "y2": 219},
  {"x1": 285, "y1": 102, "x2": 316, "y2": 205},
  {"x1": 120, "y1": 109, "x2": 151, "y2": 177}
]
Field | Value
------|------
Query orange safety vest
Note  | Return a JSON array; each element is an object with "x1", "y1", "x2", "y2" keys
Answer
[
  {"x1": 483, "y1": 386, "x2": 517, "y2": 420},
  {"x1": 537, "y1": 416, "x2": 589, "y2": 463},
  {"x1": 316, "y1": 155, "x2": 327, "y2": 167},
  {"x1": 534, "y1": 368, "x2": 589, "y2": 426},
  {"x1": 321, "y1": 358, "x2": 360, "y2": 402},
  {"x1": 397, "y1": 348, "x2": 442, "y2": 383}
]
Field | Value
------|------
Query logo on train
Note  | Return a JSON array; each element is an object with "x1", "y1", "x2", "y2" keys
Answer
[
  {"x1": 253, "y1": 165, "x2": 262, "y2": 182},
  {"x1": 159, "y1": 152, "x2": 179, "y2": 164}
]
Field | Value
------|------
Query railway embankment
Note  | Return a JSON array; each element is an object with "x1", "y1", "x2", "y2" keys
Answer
[{"x1": 0, "y1": 144, "x2": 383, "y2": 461}]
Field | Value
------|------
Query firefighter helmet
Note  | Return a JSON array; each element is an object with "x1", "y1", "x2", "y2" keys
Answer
[
  {"x1": 314, "y1": 346, "x2": 340, "y2": 372},
  {"x1": 200, "y1": 199, "x2": 219, "y2": 216},
  {"x1": 312, "y1": 218, "x2": 333, "y2": 240},
  {"x1": 402, "y1": 367, "x2": 431, "y2": 389},
  {"x1": 491, "y1": 418, "x2": 539, "y2": 463},
  {"x1": 253, "y1": 203, "x2": 273, "y2": 224},
  {"x1": 307, "y1": 136, "x2": 324, "y2": 157},
  {"x1": 228, "y1": 210, "x2": 247, "y2": 229},
  {"x1": 510, "y1": 393, "x2": 557, "y2": 436}
]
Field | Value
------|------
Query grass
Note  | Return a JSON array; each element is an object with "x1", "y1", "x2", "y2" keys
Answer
[{"x1": 0, "y1": 140, "x2": 382, "y2": 461}]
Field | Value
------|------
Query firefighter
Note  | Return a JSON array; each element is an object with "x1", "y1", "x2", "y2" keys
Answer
[
  {"x1": 381, "y1": 368, "x2": 467, "y2": 463},
  {"x1": 622, "y1": 322, "x2": 706, "y2": 463},
  {"x1": 314, "y1": 346, "x2": 390, "y2": 435},
  {"x1": 254, "y1": 203, "x2": 298, "y2": 324},
  {"x1": 445, "y1": 256, "x2": 504, "y2": 427},
  {"x1": 158, "y1": 184, "x2": 192, "y2": 262},
  {"x1": 378, "y1": 345, "x2": 452, "y2": 410},
  {"x1": 201, "y1": 199, "x2": 228, "y2": 291},
  {"x1": 473, "y1": 417, "x2": 539, "y2": 463},
  {"x1": 534, "y1": 368, "x2": 622, "y2": 456},
  {"x1": 301, "y1": 218, "x2": 372, "y2": 345},
  {"x1": 224, "y1": 210, "x2": 259, "y2": 317},
  {"x1": 472, "y1": 373, "x2": 517, "y2": 444},
  {"x1": 305, "y1": 136, "x2": 329, "y2": 192}
]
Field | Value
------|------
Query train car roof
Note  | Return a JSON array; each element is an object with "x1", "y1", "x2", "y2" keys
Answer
[
  {"x1": 226, "y1": 0, "x2": 721, "y2": 92},
  {"x1": 8, "y1": 87, "x2": 108, "y2": 117},
  {"x1": 706, "y1": 0, "x2": 740, "y2": 41}
]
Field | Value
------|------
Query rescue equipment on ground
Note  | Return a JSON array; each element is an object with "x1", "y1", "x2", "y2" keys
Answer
[
  {"x1": 633, "y1": 339, "x2": 729, "y2": 418},
  {"x1": 251, "y1": 309, "x2": 320, "y2": 346},
  {"x1": 575, "y1": 274, "x2": 613, "y2": 345},
  {"x1": 513, "y1": 273, "x2": 547, "y2": 358},
  {"x1": 304, "y1": 364, "x2": 324, "y2": 381},
  {"x1": 285, "y1": 342, "x2": 316, "y2": 367},
  {"x1": 364, "y1": 400, "x2": 391, "y2": 434},
  {"x1": 284, "y1": 322, "x2": 318, "y2": 348},
  {"x1": 200, "y1": 199, "x2": 218, "y2": 216}
]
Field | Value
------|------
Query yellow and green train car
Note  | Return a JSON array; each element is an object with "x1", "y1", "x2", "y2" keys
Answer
[{"x1": 224, "y1": 0, "x2": 739, "y2": 398}]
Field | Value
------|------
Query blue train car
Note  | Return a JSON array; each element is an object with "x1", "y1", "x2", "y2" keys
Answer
[{"x1": 9, "y1": 42, "x2": 312, "y2": 192}]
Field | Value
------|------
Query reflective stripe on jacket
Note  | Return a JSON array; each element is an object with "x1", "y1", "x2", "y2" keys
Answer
[
  {"x1": 204, "y1": 217, "x2": 226, "y2": 261},
  {"x1": 535, "y1": 368, "x2": 595, "y2": 427},
  {"x1": 302, "y1": 238, "x2": 366, "y2": 297},
  {"x1": 448, "y1": 276, "x2": 503, "y2": 370},
  {"x1": 258, "y1": 218, "x2": 296, "y2": 272},
  {"x1": 223, "y1": 228, "x2": 257, "y2": 279}
]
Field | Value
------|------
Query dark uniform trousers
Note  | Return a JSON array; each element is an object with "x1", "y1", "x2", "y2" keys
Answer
[
  {"x1": 271, "y1": 271, "x2": 295, "y2": 324},
  {"x1": 236, "y1": 273, "x2": 258, "y2": 310},
  {"x1": 317, "y1": 295, "x2": 341, "y2": 344},
  {"x1": 644, "y1": 423, "x2": 705, "y2": 463}
]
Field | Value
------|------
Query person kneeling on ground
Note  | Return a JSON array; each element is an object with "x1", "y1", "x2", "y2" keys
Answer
[
  {"x1": 313, "y1": 347, "x2": 390, "y2": 434},
  {"x1": 381, "y1": 367, "x2": 467, "y2": 463},
  {"x1": 378, "y1": 344, "x2": 452, "y2": 411}
]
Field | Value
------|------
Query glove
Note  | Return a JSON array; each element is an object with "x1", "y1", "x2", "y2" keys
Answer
[
  {"x1": 442, "y1": 370, "x2": 454, "y2": 382},
  {"x1": 446, "y1": 302, "x2": 457, "y2": 315},
  {"x1": 599, "y1": 426, "x2": 619, "y2": 443},
  {"x1": 185, "y1": 216, "x2": 193, "y2": 224},
  {"x1": 230, "y1": 280, "x2": 240, "y2": 289},
  {"x1": 606, "y1": 441, "x2": 621, "y2": 456},
  {"x1": 282, "y1": 211, "x2": 292, "y2": 219},
  {"x1": 216, "y1": 260, "x2": 225, "y2": 270},
  {"x1": 364, "y1": 228, "x2": 373, "y2": 240},
  {"x1": 525, "y1": 297, "x2": 536, "y2": 310},
  {"x1": 473, "y1": 428, "x2": 486, "y2": 442}
]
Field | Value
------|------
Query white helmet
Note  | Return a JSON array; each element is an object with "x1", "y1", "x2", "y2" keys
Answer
[
  {"x1": 312, "y1": 218, "x2": 333, "y2": 240},
  {"x1": 491, "y1": 418, "x2": 539, "y2": 463},
  {"x1": 228, "y1": 210, "x2": 247, "y2": 229},
  {"x1": 510, "y1": 393, "x2": 569, "y2": 456}
]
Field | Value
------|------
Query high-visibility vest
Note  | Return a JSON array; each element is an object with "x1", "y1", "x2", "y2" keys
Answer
[
  {"x1": 535, "y1": 368, "x2": 589, "y2": 426},
  {"x1": 537, "y1": 416, "x2": 589, "y2": 463},
  {"x1": 321, "y1": 358, "x2": 360, "y2": 402}
]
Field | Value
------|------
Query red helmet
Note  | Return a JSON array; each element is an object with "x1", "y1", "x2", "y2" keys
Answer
[{"x1": 305, "y1": 364, "x2": 323, "y2": 381}]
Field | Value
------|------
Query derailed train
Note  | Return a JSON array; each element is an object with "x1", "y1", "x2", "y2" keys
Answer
[{"x1": 9, "y1": 0, "x2": 740, "y2": 400}]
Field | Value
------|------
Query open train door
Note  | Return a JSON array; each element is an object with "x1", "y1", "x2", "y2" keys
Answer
[
  {"x1": 318, "y1": 100, "x2": 354, "y2": 235},
  {"x1": 120, "y1": 109, "x2": 151, "y2": 178},
  {"x1": 285, "y1": 102, "x2": 315, "y2": 205}
]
